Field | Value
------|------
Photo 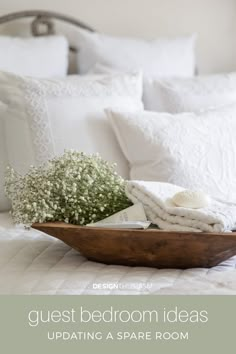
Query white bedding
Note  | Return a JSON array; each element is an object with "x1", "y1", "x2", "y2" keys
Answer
[{"x1": 1, "y1": 212, "x2": 236, "y2": 295}]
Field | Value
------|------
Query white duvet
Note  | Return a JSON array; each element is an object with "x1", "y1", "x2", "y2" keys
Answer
[{"x1": 1, "y1": 212, "x2": 236, "y2": 295}]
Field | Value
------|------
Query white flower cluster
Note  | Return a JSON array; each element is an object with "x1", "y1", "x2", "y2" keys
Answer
[{"x1": 5, "y1": 151, "x2": 132, "y2": 226}]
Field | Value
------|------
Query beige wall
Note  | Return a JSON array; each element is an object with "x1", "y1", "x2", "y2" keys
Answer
[{"x1": 0, "y1": 0, "x2": 236, "y2": 74}]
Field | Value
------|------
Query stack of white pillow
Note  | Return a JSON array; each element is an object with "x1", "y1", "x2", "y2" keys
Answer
[
  {"x1": 0, "y1": 35, "x2": 69, "y2": 211},
  {"x1": 1, "y1": 29, "x2": 236, "y2": 212}
]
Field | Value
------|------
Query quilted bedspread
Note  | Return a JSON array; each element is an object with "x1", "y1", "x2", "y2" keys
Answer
[{"x1": 1, "y1": 212, "x2": 236, "y2": 295}]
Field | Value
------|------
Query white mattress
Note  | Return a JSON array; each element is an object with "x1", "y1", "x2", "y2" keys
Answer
[{"x1": 1, "y1": 212, "x2": 236, "y2": 295}]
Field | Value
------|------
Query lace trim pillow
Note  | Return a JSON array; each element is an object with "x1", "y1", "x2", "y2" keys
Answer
[{"x1": 0, "y1": 71, "x2": 143, "y2": 201}]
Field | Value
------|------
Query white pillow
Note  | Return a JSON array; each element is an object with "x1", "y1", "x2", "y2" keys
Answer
[
  {"x1": 0, "y1": 35, "x2": 69, "y2": 77},
  {"x1": 0, "y1": 71, "x2": 143, "y2": 210},
  {"x1": 107, "y1": 106, "x2": 236, "y2": 202},
  {"x1": 0, "y1": 36, "x2": 69, "y2": 211},
  {"x1": 0, "y1": 35, "x2": 69, "y2": 211},
  {"x1": 77, "y1": 29, "x2": 196, "y2": 79},
  {"x1": 144, "y1": 72, "x2": 236, "y2": 112}
]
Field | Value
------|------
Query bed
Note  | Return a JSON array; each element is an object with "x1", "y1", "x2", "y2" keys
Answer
[{"x1": 1, "y1": 10, "x2": 236, "y2": 295}]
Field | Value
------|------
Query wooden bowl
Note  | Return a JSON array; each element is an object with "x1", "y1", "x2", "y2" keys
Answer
[{"x1": 32, "y1": 222, "x2": 236, "y2": 269}]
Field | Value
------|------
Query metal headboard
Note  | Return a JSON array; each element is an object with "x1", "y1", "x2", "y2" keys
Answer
[{"x1": 0, "y1": 10, "x2": 95, "y2": 52}]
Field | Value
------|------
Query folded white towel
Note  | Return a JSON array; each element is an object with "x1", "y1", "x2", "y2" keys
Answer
[{"x1": 125, "y1": 181, "x2": 236, "y2": 232}]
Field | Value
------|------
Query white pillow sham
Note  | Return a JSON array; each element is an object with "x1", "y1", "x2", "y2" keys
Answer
[
  {"x1": 77, "y1": 29, "x2": 196, "y2": 79},
  {"x1": 107, "y1": 106, "x2": 236, "y2": 202},
  {"x1": 0, "y1": 35, "x2": 69, "y2": 78},
  {"x1": 144, "y1": 72, "x2": 236, "y2": 112},
  {"x1": 0, "y1": 71, "x2": 143, "y2": 211}
]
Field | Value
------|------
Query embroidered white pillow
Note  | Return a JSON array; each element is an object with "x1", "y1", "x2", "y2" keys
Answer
[
  {"x1": 0, "y1": 35, "x2": 69, "y2": 77},
  {"x1": 0, "y1": 71, "x2": 143, "y2": 211},
  {"x1": 144, "y1": 72, "x2": 236, "y2": 112},
  {"x1": 107, "y1": 106, "x2": 236, "y2": 202},
  {"x1": 77, "y1": 29, "x2": 196, "y2": 79}
]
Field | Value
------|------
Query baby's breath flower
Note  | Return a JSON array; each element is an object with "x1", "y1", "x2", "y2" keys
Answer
[{"x1": 5, "y1": 150, "x2": 131, "y2": 226}]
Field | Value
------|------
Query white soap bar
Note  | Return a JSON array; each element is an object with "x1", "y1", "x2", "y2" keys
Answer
[{"x1": 172, "y1": 190, "x2": 210, "y2": 209}]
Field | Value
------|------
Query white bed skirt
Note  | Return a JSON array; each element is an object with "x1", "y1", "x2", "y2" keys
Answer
[{"x1": 1, "y1": 212, "x2": 236, "y2": 295}]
